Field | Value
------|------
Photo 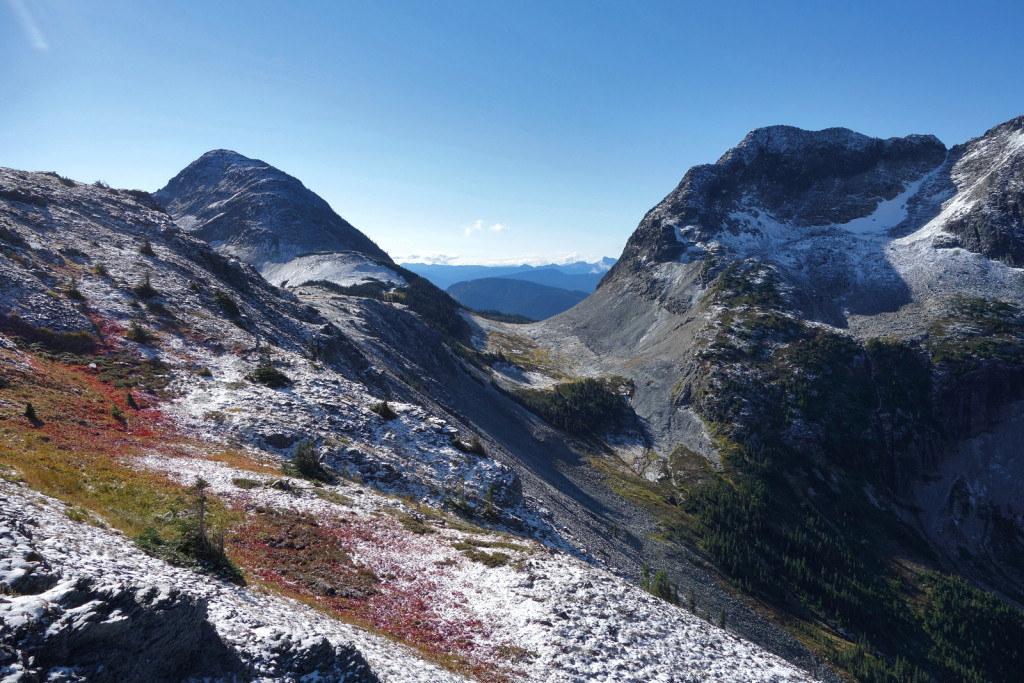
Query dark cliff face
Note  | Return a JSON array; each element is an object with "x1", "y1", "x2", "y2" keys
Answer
[
  {"x1": 154, "y1": 150, "x2": 391, "y2": 266},
  {"x1": 939, "y1": 115, "x2": 1024, "y2": 267},
  {"x1": 605, "y1": 127, "x2": 948, "y2": 281}
]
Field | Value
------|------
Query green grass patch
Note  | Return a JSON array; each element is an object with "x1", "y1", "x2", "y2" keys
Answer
[
  {"x1": 452, "y1": 541, "x2": 512, "y2": 567},
  {"x1": 398, "y1": 513, "x2": 436, "y2": 535}
]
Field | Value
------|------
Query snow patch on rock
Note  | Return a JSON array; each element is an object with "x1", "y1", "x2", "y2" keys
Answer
[{"x1": 262, "y1": 253, "x2": 407, "y2": 290}]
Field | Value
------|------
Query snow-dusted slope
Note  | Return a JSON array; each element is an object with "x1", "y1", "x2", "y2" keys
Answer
[
  {"x1": 0, "y1": 473, "x2": 812, "y2": 683},
  {"x1": 0, "y1": 479, "x2": 444, "y2": 683}
]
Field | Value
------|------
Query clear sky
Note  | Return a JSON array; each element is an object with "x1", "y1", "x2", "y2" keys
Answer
[{"x1": 3, "y1": 1, "x2": 1023, "y2": 265}]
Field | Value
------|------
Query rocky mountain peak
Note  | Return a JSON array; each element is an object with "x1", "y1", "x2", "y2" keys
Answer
[
  {"x1": 158, "y1": 149, "x2": 287, "y2": 205},
  {"x1": 721, "y1": 125, "x2": 945, "y2": 166},
  {"x1": 155, "y1": 150, "x2": 391, "y2": 267},
  {"x1": 721, "y1": 125, "x2": 877, "y2": 163},
  {"x1": 602, "y1": 115, "x2": 1024, "y2": 326},
  {"x1": 607, "y1": 124, "x2": 948, "y2": 283}
]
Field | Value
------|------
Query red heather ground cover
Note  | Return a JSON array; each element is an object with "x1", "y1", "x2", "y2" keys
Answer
[
  {"x1": 1, "y1": 349, "x2": 174, "y2": 454},
  {"x1": 230, "y1": 508, "x2": 520, "y2": 682}
]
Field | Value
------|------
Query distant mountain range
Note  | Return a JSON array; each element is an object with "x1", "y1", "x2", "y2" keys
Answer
[
  {"x1": 446, "y1": 278, "x2": 589, "y2": 321},
  {"x1": 401, "y1": 257, "x2": 616, "y2": 292},
  {"x1": 404, "y1": 258, "x2": 615, "y2": 320}
]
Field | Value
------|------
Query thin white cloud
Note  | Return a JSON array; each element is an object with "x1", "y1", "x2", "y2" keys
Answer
[
  {"x1": 7, "y1": 0, "x2": 49, "y2": 50},
  {"x1": 464, "y1": 220, "x2": 507, "y2": 237},
  {"x1": 394, "y1": 252, "x2": 609, "y2": 267},
  {"x1": 394, "y1": 251, "x2": 461, "y2": 265}
]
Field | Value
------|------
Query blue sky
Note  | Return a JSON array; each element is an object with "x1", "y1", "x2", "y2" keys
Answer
[{"x1": 3, "y1": 1, "x2": 1023, "y2": 265}]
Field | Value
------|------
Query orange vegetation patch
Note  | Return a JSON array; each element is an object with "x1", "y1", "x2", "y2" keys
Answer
[
  {"x1": 191, "y1": 444, "x2": 284, "y2": 474},
  {"x1": 0, "y1": 345, "x2": 231, "y2": 538}
]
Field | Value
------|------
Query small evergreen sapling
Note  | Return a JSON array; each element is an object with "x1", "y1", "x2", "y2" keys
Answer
[
  {"x1": 641, "y1": 562, "x2": 678, "y2": 604},
  {"x1": 370, "y1": 400, "x2": 397, "y2": 420},
  {"x1": 132, "y1": 271, "x2": 158, "y2": 299},
  {"x1": 286, "y1": 438, "x2": 336, "y2": 483},
  {"x1": 132, "y1": 477, "x2": 243, "y2": 583},
  {"x1": 64, "y1": 277, "x2": 85, "y2": 300},
  {"x1": 126, "y1": 319, "x2": 152, "y2": 343},
  {"x1": 247, "y1": 357, "x2": 292, "y2": 388},
  {"x1": 212, "y1": 289, "x2": 240, "y2": 318}
]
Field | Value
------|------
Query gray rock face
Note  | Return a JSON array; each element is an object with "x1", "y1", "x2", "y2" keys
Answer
[
  {"x1": 0, "y1": 508, "x2": 240, "y2": 682},
  {"x1": 258, "y1": 633, "x2": 379, "y2": 683},
  {"x1": 1, "y1": 577, "x2": 242, "y2": 682},
  {"x1": 154, "y1": 150, "x2": 391, "y2": 267},
  {"x1": 939, "y1": 115, "x2": 1024, "y2": 267}
]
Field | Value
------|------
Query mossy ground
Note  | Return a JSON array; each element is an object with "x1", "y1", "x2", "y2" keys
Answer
[
  {"x1": 484, "y1": 330, "x2": 571, "y2": 379},
  {"x1": 0, "y1": 347, "x2": 238, "y2": 554}
]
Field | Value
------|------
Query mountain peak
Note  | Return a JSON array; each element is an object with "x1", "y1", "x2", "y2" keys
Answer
[
  {"x1": 161, "y1": 150, "x2": 294, "y2": 197},
  {"x1": 191, "y1": 148, "x2": 268, "y2": 171},
  {"x1": 722, "y1": 125, "x2": 873, "y2": 162},
  {"x1": 200, "y1": 147, "x2": 248, "y2": 159},
  {"x1": 155, "y1": 151, "x2": 390, "y2": 266},
  {"x1": 610, "y1": 122, "x2": 949, "y2": 271},
  {"x1": 604, "y1": 114, "x2": 1022, "y2": 325},
  {"x1": 719, "y1": 124, "x2": 944, "y2": 166}
]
